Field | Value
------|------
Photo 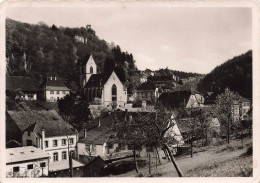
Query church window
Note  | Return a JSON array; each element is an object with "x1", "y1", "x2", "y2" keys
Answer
[
  {"x1": 112, "y1": 84, "x2": 117, "y2": 101},
  {"x1": 90, "y1": 66, "x2": 93, "y2": 74}
]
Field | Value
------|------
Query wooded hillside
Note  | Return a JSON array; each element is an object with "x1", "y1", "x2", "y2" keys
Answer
[{"x1": 198, "y1": 50, "x2": 252, "y2": 98}]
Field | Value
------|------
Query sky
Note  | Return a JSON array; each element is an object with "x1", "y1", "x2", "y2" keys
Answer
[{"x1": 6, "y1": 5, "x2": 252, "y2": 74}]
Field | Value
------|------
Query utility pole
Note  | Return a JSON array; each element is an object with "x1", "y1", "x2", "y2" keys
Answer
[{"x1": 149, "y1": 153, "x2": 151, "y2": 175}]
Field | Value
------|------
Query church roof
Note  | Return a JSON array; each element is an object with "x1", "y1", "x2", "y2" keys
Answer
[{"x1": 84, "y1": 73, "x2": 111, "y2": 88}]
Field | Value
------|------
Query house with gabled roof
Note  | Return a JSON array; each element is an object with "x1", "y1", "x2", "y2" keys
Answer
[
  {"x1": 45, "y1": 76, "x2": 70, "y2": 102},
  {"x1": 80, "y1": 55, "x2": 127, "y2": 107},
  {"x1": 135, "y1": 82, "x2": 160, "y2": 102},
  {"x1": 159, "y1": 90, "x2": 204, "y2": 108},
  {"x1": 6, "y1": 76, "x2": 39, "y2": 100},
  {"x1": 6, "y1": 109, "x2": 79, "y2": 175}
]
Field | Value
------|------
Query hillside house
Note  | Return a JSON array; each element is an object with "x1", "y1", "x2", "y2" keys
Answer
[
  {"x1": 6, "y1": 109, "x2": 79, "y2": 174},
  {"x1": 232, "y1": 98, "x2": 251, "y2": 123},
  {"x1": 80, "y1": 55, "x2": 127, "y2": 107},
  {"x1": 6, "y1": 146, "x2": 49, "y2": 178},
  {"x1": 77, "y1": 112, "x2": 131, "y2": 160},
  {"x1": 6, "y1": 76, "x2": 39, "y2": 100},
  {"x1": 147, "y1": 75, "x2": 177, "y2": 90},
  {"x1": 45, "y1": 76, "x2": 70, "y2": 102},
  {"x1": 159, "y1": 90, "x2": 204, "y2": 108},
  {"x1": 135, "y1": 82, "x2": 160, "y2": 102}
]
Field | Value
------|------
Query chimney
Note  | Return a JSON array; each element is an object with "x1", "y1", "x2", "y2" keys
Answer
[
  {"x1": 41, "y1": 127, "x2": 45, "y2": 151},
  {"x1": 83, "y1": 129, "x2": 87, "y2": 138}
]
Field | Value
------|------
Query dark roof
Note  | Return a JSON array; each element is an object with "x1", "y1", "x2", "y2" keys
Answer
[
  {"x1": 46, "y1": 78, "x2": 70, "y2": 91},
  {"x1": 79, "y1": 54, "x2": 92, "y2": 66},
  {"x1": 204, "y1": 92, "x2": 217, "y2": 105},
  {"x1": 159, "y1": 91, "x2": 192, "y2": 108},
  {"x1": 84, "y1": 73, "x2": 111, "y2": 88},
  {"x1": 148, "y1": 75, "x2": 173, "y2": 82},
  {"x1": 7, "y1": 110, "x2": 76, "y2": 137},
  {"x1": 6, "y1": 76, "x2": 39, "y2": 92},
  {"x1": 137, "y1": 82, "x2": 156, "y2": 91}
]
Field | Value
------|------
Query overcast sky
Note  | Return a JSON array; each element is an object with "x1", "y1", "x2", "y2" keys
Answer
[{"x1": 6, "y1": 6, "x2": 252, "y2": 74}]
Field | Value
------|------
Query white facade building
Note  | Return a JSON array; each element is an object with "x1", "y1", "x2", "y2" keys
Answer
[
  {"x1": 80, "y1": 55, "x2": 127, "y2": 107},
  {"x1": 6, "y1": 146, "x2": 49, "y2": 178},
  {"x1": 45, "y1": 76, "x2": 70, "y2": 102}
]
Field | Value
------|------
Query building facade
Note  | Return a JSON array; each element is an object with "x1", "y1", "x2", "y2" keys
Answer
[
  {"x1": 80, "y1": 55, "x2": 127, "y2": 107},
  {"x1": 6, "y1": 146, "x2": 49, "y2": 178},
  {"x1": 45, "y1": 76, "x2": 70, "y2": 102}
]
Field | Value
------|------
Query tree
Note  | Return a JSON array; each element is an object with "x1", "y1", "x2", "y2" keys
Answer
[
  {"x1": 58, "y1": 94, "x2": 75, "y2": 120},
  {"x1": 112, "y1": 112, "x2": 146, "y2": 173},
  {"x1": 73, "y1": 100, "x2": 93, "y2": 130},
  {"x1": 215, "y1": 88, "x2": 240, "y2": 144},
  {"x1": 134, "y1": 106, "x2": 183, "y2": 177}
]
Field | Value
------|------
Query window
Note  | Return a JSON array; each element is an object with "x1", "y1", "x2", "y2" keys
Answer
[
  {"x1": 69, "y1": 138, "x2": 74, "y2": 144},
  {"x1": 62, "y1": 91, "x2": 66, "y2": 94},
  {"x1": 62, "y1": 151, "x2": 67, "y2": 160},
  {"x1": 40, "y1": 162, "x2": 46, "y2": 167},
  {"x1": 53, "y1": 153, "x2": 58, "y2": 161},
  {"x1": 85, "y1": 145, "x2": 90, "y2": 151},
  {"x1": 27, "y1": 164, "x2": 33, "y2": 170},
  {"x1": 62, "y1": 139, "x2": 66, "y2": 146},
  {"x1": 70, "y1": 151, "x2": 74, "y2": 159},
  {"x1": 27, "y1": 140, "x2": 32, "y2": 146},
  {"x1": 45, "y1": 141, "x2": 48, "y2": 148},
  {"x1": 28, "y1": 131, "x2": 30, "y2": 136},
  {"x1": 53, "y1": 140, "x2": 58, "y2": 147},
  {"x1": 13, "y1": 166, "x2": 19, "y2": 172},
  {"x1": 50, "y1": 91, "x2": 54, "y2": 94},
  {"x1": 112, "y1": 84, "x2": 117, "y2": 101},
  {"x1": 90, "y1": 66, "x2": 93, "y2": 73},
  {"x1": 57, "y1": 91, "x2": 60, "y2": 94}
]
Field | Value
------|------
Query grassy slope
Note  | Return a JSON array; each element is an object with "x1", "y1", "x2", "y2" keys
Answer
[{"x1": 111, "y1": 137, "x2": 252, "y2": 177}]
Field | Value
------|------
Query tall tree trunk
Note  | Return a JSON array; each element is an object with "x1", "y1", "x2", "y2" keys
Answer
[
  {"x1": 227, "y1": 117, "x2": 230, "y2": 144},
  {"x1": 133, "y1": 148, "x2": 139, "y2": 173},
  {"x1": 241, "y1": 129, "x2": 244, "y2": 148},
  {"x1": 190, "y1": 139, "x2": 193, "y2": 158},
  {"x1": 163, "y1": 144, "x2": 183, "y2": 177},
  {"x1": 155, "y1": 147, "x2": 161, "y2": 165}
]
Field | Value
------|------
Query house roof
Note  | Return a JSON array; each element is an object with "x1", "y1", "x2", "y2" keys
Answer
[
  {"x1": 46, "y1": 78, "x2": 70, "y2": 91},
  {"x1": 6, "y1": 146, "x2": 49, "y2": 164},
  {"x1": 7, "y1": 110, "x2": 76, "y2": 138},
  {"x1": 49, "y1": 159, "x2": 84, "y2": 172},
  {"x1": 79, "y1": 54, "x2": 92, "y2": 66},
  {"x1": 6, "y1": 76, "x2": 39, "y2": 92},
  {"x1": 137, "y1": 82, "x2": 156, "y2": 91},
  {"x1": 159, "y1": 91, "x2": 192, "y2": 108},
  {"x1": 148, "y1": 75, "x2": 173, "y2": 82}
]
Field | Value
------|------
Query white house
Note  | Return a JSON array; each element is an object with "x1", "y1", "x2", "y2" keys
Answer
[
  {"x1": 45, "y1": 76, "x2": 70, "y2": 102},
  {"x1": 80, "y1": 55, "x2": 127, "y2": 107},
  {"x1": 21, "y1": 110, "x2": 78, "y2": 164},
  {"x1": 6, "y1": 146, "x2": 49, "y2": 178}
]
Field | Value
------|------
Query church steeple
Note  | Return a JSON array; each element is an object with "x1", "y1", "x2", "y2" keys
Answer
[{"x1": 79, "y1": 54, "x2": 97, "y2": 87}]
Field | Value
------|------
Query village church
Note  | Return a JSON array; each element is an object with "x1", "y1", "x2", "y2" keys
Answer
[{"x1": 80, "y1": 55, "x2": 127, "y2": 107}]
